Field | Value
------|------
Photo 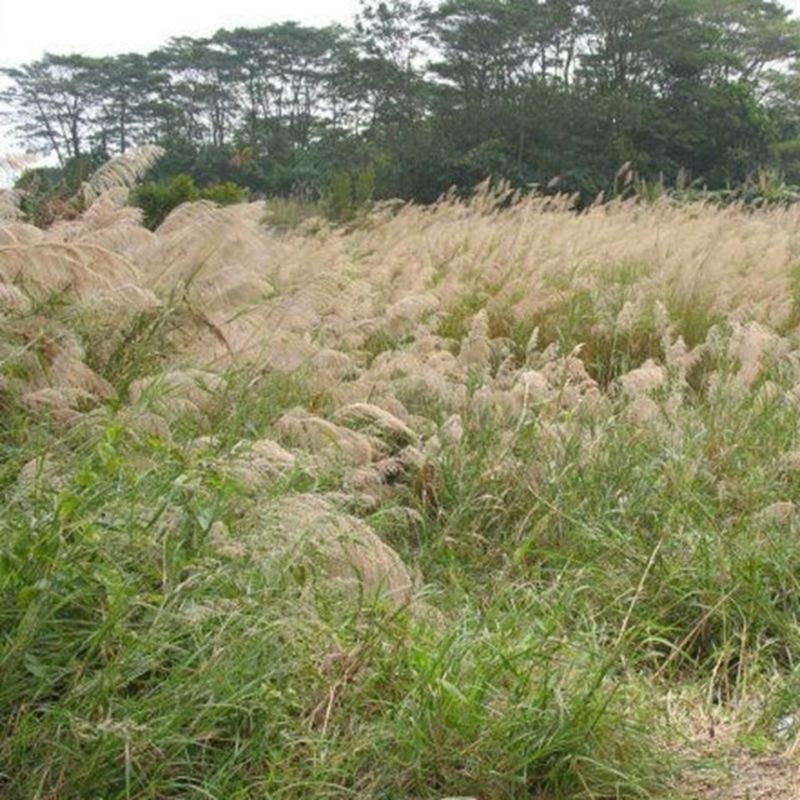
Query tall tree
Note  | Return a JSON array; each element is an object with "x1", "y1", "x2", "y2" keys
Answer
[
  {"x1": 1, "y1": 54, "x2": 101, "y2": 164},
  {"x1": 91, "y1": 54, "x2": 167, "y2": 153}
]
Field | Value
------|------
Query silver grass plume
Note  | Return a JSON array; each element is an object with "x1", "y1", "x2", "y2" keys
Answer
[
  {"x1": 79, "y1": 145, "x2": 165, "y2": 206},
  {"x1": 0, "y1": 189, "x2": 22, "y2": 220}
]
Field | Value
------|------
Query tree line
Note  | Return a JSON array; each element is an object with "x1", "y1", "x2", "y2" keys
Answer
[{"x1": 4, "y1": 0, "x2": 800, "y2": 205}]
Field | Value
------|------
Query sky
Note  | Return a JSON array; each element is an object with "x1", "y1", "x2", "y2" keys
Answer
[{"x1": 0, "y1": 1, "x2": 360, "y2": 67}]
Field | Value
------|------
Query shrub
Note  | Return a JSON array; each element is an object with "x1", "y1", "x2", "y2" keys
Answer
[
  {"x1": 15, "y1": 154, "x2": 103, "y2": 227},
  {"x1": 132, "y1": 175, "x2": 249, "y2": 229},
  {"x1": 201, "y1": 180, "x2": 249, "y2": 206},
  {"x1": 321, "y1": 165, "x2": 376, "y2": 223},
  {"x1": 132, "y1": 174, "x2": 199, "y2": 229}
]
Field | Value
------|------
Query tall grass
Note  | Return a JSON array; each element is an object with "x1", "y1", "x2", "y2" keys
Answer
[{"x1": 4, "y1": 188, "x2": 800, "y2": 797}]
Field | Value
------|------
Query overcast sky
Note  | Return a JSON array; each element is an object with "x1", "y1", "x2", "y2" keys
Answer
[
  {"x1": 0, "y1": 1, "x2": 360, "y2": 67},
  {"x1": 2, "y1": 0, "x2": 800, "y2": 161}
]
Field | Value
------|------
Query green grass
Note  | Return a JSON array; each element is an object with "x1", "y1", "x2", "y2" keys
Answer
[
  {"x1": 261, "y1": 197, "x2": 324, "y2": 232},
  {"x1": 0, "y1": 415, "x2": 663, "y2": 798},
  {"x1": 3, "y1": 287, "x2": 800, "y2": 799}
]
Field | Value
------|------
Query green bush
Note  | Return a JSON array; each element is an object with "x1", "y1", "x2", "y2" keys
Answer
[
  {"x1": 132, "y1": 174, "x2": 199, "y2": 229},
  {"x1": 15, "y1": 154, "x2": 104, "y2": 227},
  {"x1": 132, "y1": 174, "x2": 249, "y2": 229},
  {"x1": 201, "y1": 180, "x2": 249, "y2": 206},
  {"x1": 321, "y1": 165, "x2": 375, "y2": 223}
]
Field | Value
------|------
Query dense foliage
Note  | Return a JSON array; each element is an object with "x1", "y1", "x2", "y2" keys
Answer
[
  {"x1": 4, "y1": 0, "x2": 800, "y2": 203},
  {"x1": 132, "y1": 174, "x2": 249, "y2": 228}
]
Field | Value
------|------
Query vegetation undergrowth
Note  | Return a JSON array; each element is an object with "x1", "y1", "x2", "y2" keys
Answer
[{"x1": 4, "y1": 186, "x2": 800, "y2": 798}]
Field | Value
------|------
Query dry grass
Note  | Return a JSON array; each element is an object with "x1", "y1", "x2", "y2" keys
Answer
[
  {"x1": 78, "y1": 145, "x2": 165, "y2": 206},
  {"x1": 4, "y1": 185, "x2": 800, "y2": 797}
]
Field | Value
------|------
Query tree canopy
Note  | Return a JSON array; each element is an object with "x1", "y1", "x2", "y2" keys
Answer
[{"x1": 4, "y1": 0, "x2": 800, "y2": 202}]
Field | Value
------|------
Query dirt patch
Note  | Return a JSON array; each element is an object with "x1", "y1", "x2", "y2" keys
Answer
[{"x1": 682, "y1": 730, "x2": 800, "y2": 800}]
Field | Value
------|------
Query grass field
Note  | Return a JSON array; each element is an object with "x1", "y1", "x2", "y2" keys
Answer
[{"x1": 2, "y1": 184, "x2": 800, "y2": 797}]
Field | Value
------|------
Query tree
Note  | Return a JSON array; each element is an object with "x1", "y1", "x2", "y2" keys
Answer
[
  {"x1": 1, "y1": 54, "x2": 101, "y2": 164},
  {"x1": 3, "y1": 0, "x2": 800, "y2": 205},
  {"x1": 157, "y1": 37, "x2": 239, "y2": 148},
  {"x1": 91, "y1": 54, "x2": 168, "y2": 154}
]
